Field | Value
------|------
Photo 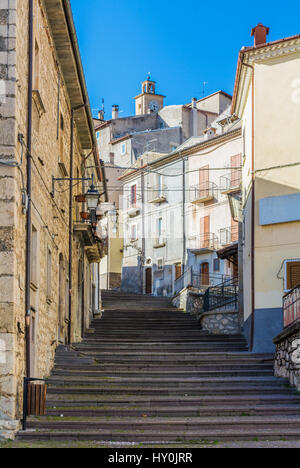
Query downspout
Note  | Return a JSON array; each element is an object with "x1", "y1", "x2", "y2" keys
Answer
[
  {"x1": 182, "y1": 155, "x2": 186, "y2": 269},
  {"x1": 243, "y1": 60, "x2": 255, "y2": 351},
  {"x1": 25, "y1": 0, "x2": 34, "y2": 379},
  {"x1": 68, "y1": 108, "x2": 75, "y2": 345},
  {"x1": 141, "y1": 170, "x2": 145, "y2": 294}
]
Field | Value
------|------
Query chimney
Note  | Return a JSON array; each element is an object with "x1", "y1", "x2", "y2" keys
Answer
[
  {"x1": 191, "y1": 98, "x2": 198, "y2": 137},
  {"x1": 203, "y1": 127, "x2": 217, "y2": 141},
  {"x1": 112, "y1": 104, "x2": 119, "y2": 120},
  {"x1": 251, "y1": 23, "x2": 270, "y2": 47}
]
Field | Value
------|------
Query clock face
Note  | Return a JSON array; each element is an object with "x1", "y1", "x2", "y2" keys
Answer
[{"x1": 149, "y1": 100, "x2": 159, "y2": 112}]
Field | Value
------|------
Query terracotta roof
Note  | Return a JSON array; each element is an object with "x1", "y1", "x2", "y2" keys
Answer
[{"x1": 231, "y1": 33, "x2": 300, "y2": 114}]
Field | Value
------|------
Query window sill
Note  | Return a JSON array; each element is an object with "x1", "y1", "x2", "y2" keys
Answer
[{"x1": 30, "y1": 281, "x2": 38, "y2": 292}]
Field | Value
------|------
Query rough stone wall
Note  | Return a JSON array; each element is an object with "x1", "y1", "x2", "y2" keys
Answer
[
  {"x1": 0, "y1": 0, "x2": 20, "y2": 439},
  {"x1": 0, "y1": 0, "x2": 97, "y2": 438},
  {"x1": 274, "y1": 324, "x2": 300, "y2": 391},
  {"x1": 200, "y1": 311, "x2": 240, "y2": 335},
  {"x1": 172, "y1": 287, "x2": 204, "y2": 317}
]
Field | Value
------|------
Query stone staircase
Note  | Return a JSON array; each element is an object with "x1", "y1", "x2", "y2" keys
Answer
[{"x1": 17, "y1": 291, "x2": 300, "y2": 444}]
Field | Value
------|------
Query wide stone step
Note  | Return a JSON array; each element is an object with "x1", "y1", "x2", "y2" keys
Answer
[
  {"x1": 45, "y1": 392, "x2": 300, "y2": 405},
  {"x1": 17, "y1": 427, "x2": 300, "y2": 442},
  {"x1": 44, "y1": 405, "x2": 300, "y2": 418},
  {"x1": 46, "y1": 383, "x2": 292, "y2": 396}
]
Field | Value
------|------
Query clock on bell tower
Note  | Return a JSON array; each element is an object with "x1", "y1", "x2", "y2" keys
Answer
[{"x1": 134, "y1": 76, "x2": 165, "y2": 116}]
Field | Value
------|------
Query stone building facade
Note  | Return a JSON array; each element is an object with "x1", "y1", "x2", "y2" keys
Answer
[{"x1": 0, "y1": 0, "x2": 106, "y2": 439}]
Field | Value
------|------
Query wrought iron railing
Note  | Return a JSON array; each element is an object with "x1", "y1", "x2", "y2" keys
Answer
[
  {"x1": 283, "y1": 284, "x2": 300, "y2": 328},
  {"x1": 190, "y1": 181, "x2": 217, "y2": 203},
  {"x1": 189, "y1": 233, "x2": 219, "y2": 251},
  {"x1": 173, "y1": 267, "x2": 231, "y2": 295},
  {"x1": 219, "y1": 225, "x2": 239, "y2": 245},
  {"x1": 191, "y1": 272, "x2": 232, "y2": 289},
  {"x1": 203, "y1": 277, "x2": 238, "y2": 312},
  {"x1": 220, "y1": 171, "x2": 241, "y2": 192}
]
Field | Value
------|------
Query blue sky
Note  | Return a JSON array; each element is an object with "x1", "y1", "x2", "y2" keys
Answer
[{"x1": 70, "y1": 0, "x2": 300, "y2": 120}]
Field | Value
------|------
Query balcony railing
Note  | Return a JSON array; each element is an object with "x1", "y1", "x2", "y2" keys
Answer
[
  {"x1": 203, "y1": 277, "x2": 239, "y2": 313},
  {"x1": 188, "y1": 233, "x2": 219, "y2": 251},
  {"x1": 220, "y1": 171, "x2": 241, "y2": 193},
  {"x1": 148, "y1": 185, "x2": 167, "y2": 204},
  {"x1": 219, "y1": 225, "x2": 239, "y2": 245},
  {"x1": 153, "y1": 236, "x2": 167, "y2": 248},
  {"x1": 190, "y1": 181, "x2": 217, "y2": 204},
  {"x1": 174, "y1": 267, "x2": 232, "y2": 295},
  {"x1": 283, "y1": 284, "x2": 300, "y2": 328}
]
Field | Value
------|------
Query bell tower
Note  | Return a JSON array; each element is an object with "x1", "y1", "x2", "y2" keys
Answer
[{"x1": 134, "y1": 75, "x2": 165, "y2": 116}]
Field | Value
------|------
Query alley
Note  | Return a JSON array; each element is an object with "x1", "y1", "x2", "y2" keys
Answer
[{"x1": 17, "y1": 292, "x2": 300, "y2": 445}]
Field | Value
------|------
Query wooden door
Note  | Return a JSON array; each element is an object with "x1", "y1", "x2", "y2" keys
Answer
[
  {"x1": 200, "y1": 216, "x2": 210, "y2": 248},
  {"x1": 58, "y1": 254, "x2": 65, "y2": 343},
  {"x1": 175, "y1": 263, "x2": 182, "y2": 281},
  {"x1": 29, "y1": 308, "x2": 36, "y2": 377},
  {"x1": 145, "y1": 268, "x2": 152, "y2": 295},
  {"x1": 201, "y1": 262, "x2": 210, "y2": 286}
]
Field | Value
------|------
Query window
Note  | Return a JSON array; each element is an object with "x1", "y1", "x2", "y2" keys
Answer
[
  {"x1": 285, "y1": 260, "x2": 300, "y2": 290},
  {"x1": 213, "y1": 258, "x2": 220, "y2": 272},
  {"x1": 121, "y1": 143, "x2": 126, "y2": 155},
  {"x1": 96, "y1": 131, "x2": 100, "y2": 140},
  {"x1": 157, "y1": 258, "x2": 164, "y2": 271},
  {"x1": 60, "y1": 113, "x2": 64, "y2": 131},
  {"x1": 130, "y1": 225, "x2": 137, "y2": 241},
  {"x1": 131, "y1": 184, "x2": 137, "y2": 207},
  {"x1": 47, "y1": 248, "x2": 52, "y2": 300},
  {"x1": 157, "y1": 218, "x2": 163, "y2": 237}
]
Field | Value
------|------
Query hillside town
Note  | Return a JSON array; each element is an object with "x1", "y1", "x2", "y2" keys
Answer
[{"x1": 0, "y1": 0, "x2": 300, "y2": 450}]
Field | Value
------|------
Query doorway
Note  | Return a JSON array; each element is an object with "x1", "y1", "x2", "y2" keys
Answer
[
  {"x1": 201, "y1": 262, "x2": 210, "y2": 287},
  {"x1": 58, "y1": 254, "x2": 65, "y2": 343},
  {"x1": 145, "y1": 268, "x2": 152, "y2": 295}
]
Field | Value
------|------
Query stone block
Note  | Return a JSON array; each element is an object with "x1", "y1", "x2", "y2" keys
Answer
[{"x1": 0, "y1": 276, "x2": 14, "y2": 302}]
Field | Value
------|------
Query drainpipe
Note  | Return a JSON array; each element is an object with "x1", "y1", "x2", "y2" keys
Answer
[
  {"x1": 243, "y1": 60, "x2": 255, "y2": 351},
  {"x1": 182, "y1": 155, "x2": 186, "y2": 269},
  {"x1": 25, "y1": 0, "x2": 34, "y2": 379},
  {"x1": 141, "y1": 170, "x2": 146, "y2": 294}
]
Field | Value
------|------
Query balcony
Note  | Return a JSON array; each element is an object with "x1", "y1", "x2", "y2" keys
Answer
[
  {"x1": 188, "y1": 233, "x2": 219, "y2": 254},
  {"x1": 127, "y1": 201, "x2": 140, "y2": 218},
  {"x1": 190, "y1": 182, "x2": 217, "y2": 204},
  {"x1": 153, "y1": 236, "x2": 166, "y2": 249},
  {"x1": 283, "y1": 284, "x2": 300, "y2": 328},
  {"x1": 220, "y1": 171, "x2": 241, "y2": 194},
  {"x1": 148, "y1": 185, "x2": 167, "y2": 204},
  {"x1": 219, "y1": 225, "x2": 239, "y2": 246},
  {"x1": 174, "y1": 267, "x2": 232, "y2": 295}
]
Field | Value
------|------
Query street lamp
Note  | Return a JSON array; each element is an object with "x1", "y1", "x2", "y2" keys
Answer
[{"x1": 85, "y1": 185, "x2": 100, "y2": 223}]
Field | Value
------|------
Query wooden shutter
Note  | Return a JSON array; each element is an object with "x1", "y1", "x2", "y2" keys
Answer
[
  {"x1": 200, "y1": 216, "x2": 210, "y2": 248},
  {"x1": 199, "y1": 165, "x2": 209, "y2": 197},
  {"x1": 131, "y1": 185, "x2": 137, "y2": 206},
  {"x1": 231, "y1": 154, "x2": 241, "y2": 188},
  {"x1": 287, "y1": 262, "x2": 300, "y2": 289}
]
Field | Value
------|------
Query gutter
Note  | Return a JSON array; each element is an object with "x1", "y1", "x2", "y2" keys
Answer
[{"x1": 61, "y1": 0, "x2": 102, "y2": 184}]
